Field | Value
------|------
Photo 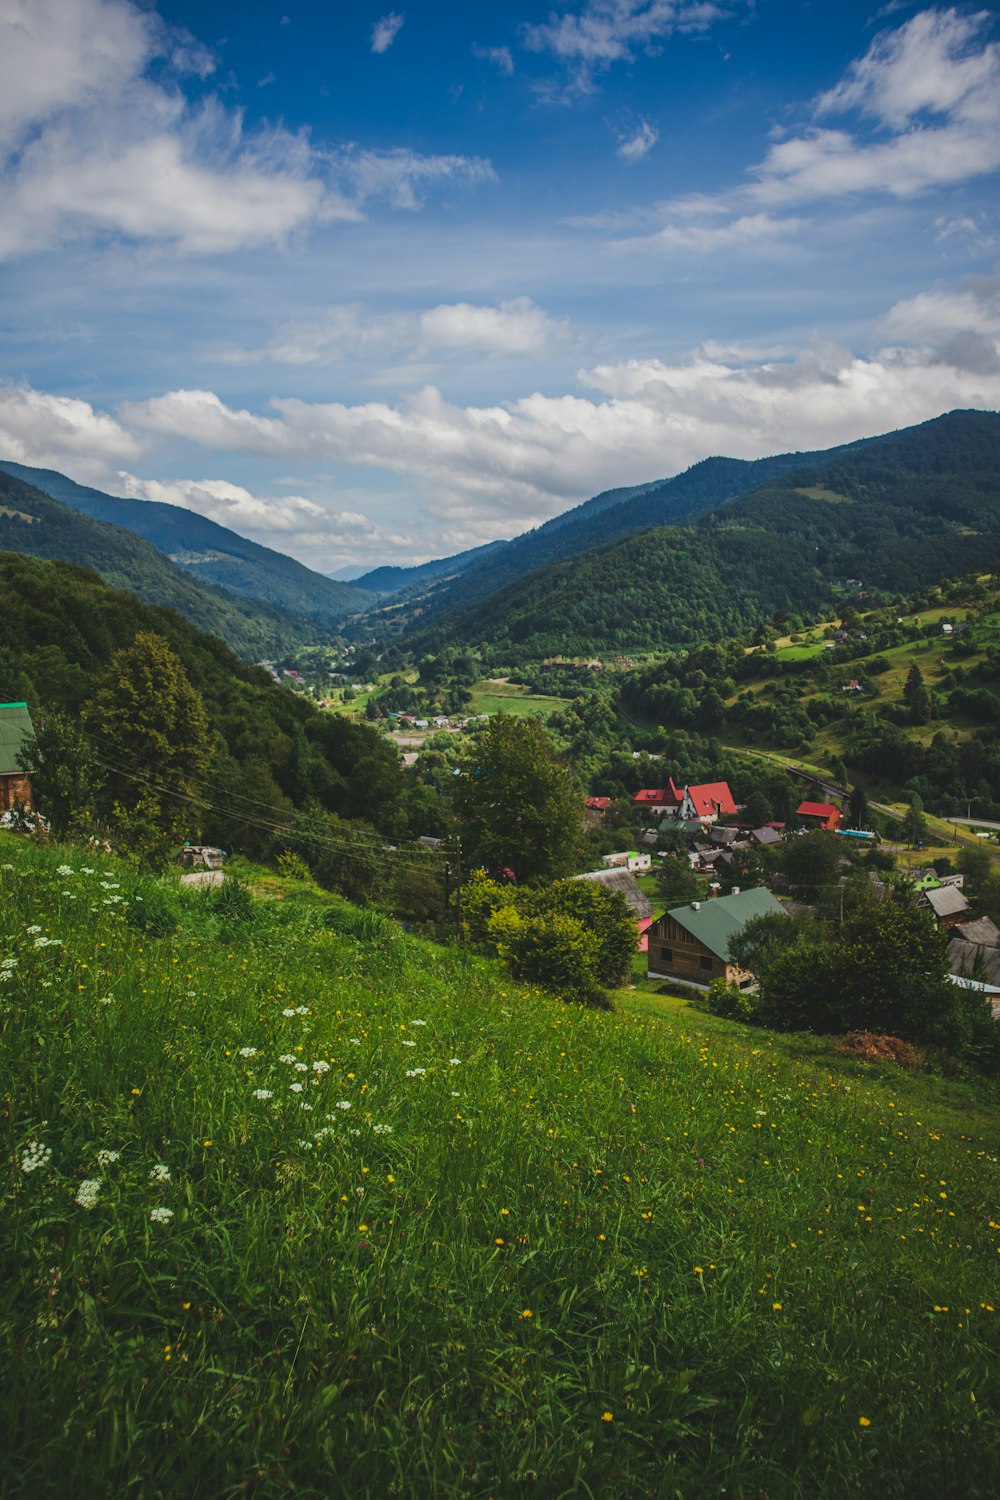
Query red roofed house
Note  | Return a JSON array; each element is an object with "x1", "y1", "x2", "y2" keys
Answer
[
  {"x1": 584, "y1": 796, "x2": 612, "y2": 825},
  {"x1": 633, "y1": 777, "x2": 738, "y2": 825},
  {"x1": 797, "y1": 801, "x2": 842, "y2": 831}
]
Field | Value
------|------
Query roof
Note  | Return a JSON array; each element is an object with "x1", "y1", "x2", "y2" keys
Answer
[
  {"x1": 948, "y1": 936, "x2": 1000, "y2": 988},
  {"x1": 0, "y1": 702, "x2": 34, "y2": 777},
  {"x1": 953, "y1": 916, "x2": 1000, "y2": 946},
  {"x1": 574, "y1": 867, "x2": 654, "y2": 921},
  {"x1": 632, "y1": 787, "x2": 674, "y2": 805},
  {"x1": 923, "y1": 885, "x2": 970, "y2": 918},
  {"x1": 751, "y1": 826, "x2": 782, "y2": 846},
  {"x1": 797, "y1": 801, "x2": 839, "y2": 820},
  {"x1": 585, "y1": 796, "x2": 612, "y2": 810},
  {"x1": 663, "y1": 886, "x2": 788, "y2": 962},
  {"x1": 682, "y1": 781, "x2": 737, "y2": 818}
]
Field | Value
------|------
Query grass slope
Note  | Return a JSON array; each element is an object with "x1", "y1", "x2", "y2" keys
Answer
[{"x1": 2, "y1": 835, "x2": 999, "y2": 1498}]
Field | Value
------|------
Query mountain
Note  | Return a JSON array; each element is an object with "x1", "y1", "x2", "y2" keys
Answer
[
  {"x1": 406, "y1": 409, "x2": 1000, "y2": 660},
  {"x1": 0, "y1": 469, "x2": 331, "y2": 658},
  {"x1": 0, "y1": 461, "x2": 373, "y2": 623},
  {"x1": 352, "y1": 539, "x2": 505, "y2": 597}
]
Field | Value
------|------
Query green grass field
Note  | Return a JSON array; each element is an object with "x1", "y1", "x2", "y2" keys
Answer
[
  {"x1": 468, "y1": 679, "x2": 566, "y2": 718},
  {"x1": 2, "y1": 832, "x2": 999, "y2": 1497}
]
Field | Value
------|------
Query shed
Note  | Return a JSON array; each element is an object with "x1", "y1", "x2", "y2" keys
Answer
[
  {"x1": 0, "y1": 702, "x2": 35, "y2": 813},
  {"x1": 919, "y1": 884, "x2": 970, "y2": 924}
]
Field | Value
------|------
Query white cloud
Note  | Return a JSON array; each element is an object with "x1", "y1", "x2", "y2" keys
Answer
[
  {"x1": 115, "y1": 473, "x2": 418, "y2": 570},
  {"x1": 0, "y1": 0, "x2": 492, "y2": 262},
  {"x1": 211, "y1": 297, "x2": 568, "y2": 366},
  {"x1": 617, "y1": 120, "x2": 658, "y2": 162},
  {"x1": 0, "y1": 382, "x2": 142, "y2": 482},
  {"x1": 616, "y1": 211, "x2": 806, "y2": 252},
  {"x1": 331, "y1": 146, "x2": 495, "y2": 211},
  {"x1": 371, "y1": 13, "x2": 405, "y2": 55},
  {"x1": 472, "y1": 43, "x2": 515, "y2": 75},
  {"x1": 522, "y1": 1, "x2": 725, "y2": 72}
]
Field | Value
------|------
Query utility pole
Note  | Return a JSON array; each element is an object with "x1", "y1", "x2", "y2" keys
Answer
[{"x1": 454, "y1": 840, "x2": 463, "y2": 941}]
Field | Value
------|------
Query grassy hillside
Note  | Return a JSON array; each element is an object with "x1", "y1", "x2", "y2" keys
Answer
[
  {"x1": 0, "y1": 462, "x2": 372, "y2": 624},
  {"x1": 2, "y1": 833, "x2": 998, "y2": 1497},
  {"x1": 0, "y1": 471, "x2": 325, "y2": 659}
]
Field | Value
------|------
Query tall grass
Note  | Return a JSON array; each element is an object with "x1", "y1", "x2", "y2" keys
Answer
[{"x1": 1, "y1": 832, "x2": 998, "y2": 1497}]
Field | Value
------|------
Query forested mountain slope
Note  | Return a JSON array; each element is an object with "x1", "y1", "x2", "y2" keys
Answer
[
  {"x1": 0, "y1": 470, "x2": 328, "y2": 658},
  {"x1": 411, "y1": 409, "x2": 1000, "y2": 659},
  {"x1": 0, "y1": 461, "x2": 372, "y2": 623}
]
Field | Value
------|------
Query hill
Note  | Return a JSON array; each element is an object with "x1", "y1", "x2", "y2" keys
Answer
[
  {"x1": 0, "y1": 461, "x2": 373, "y2": 624},
  {"x1": 0, "y1": 469, "x2": 331, "y2": 658},
  {"x1": 407, "y1": 410, "x2": 1000, "y2": 660},
  {"x1": 0, "y1": 550, "x2": 401, "y2": 855},
  {"x1": 1, "y1": 831, "x2": 997, "y2": 1496},
  {"x1": 352, "y1": 539, "x2": 504, "y2": 597}
]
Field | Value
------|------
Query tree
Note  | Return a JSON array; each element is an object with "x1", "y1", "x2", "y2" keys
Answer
[
  {"x1": 655, "y1": 857, "x2": 699, "y2": 907},
  {"x1": 526, "y1": 879, "x2": 637, "y2": 987},
  {"x1": 848, "y1": 784, "x2": 870, "y2": 829},
  {"x1": 83, "y1": 632, "x2": 214, "y2": 862},
  {"x1": 781, "y1": 831, "x2": 843, "y2": 903},
  {"x1": 456, "y1": 715, "x2": 581, "y2": 883},
  {"x1": 28, "y1": 711, "x2": 104, "y2": 839},
  {"x1": 903, "y1": 792, "x2": 927, "y2": 847},
  {"x1": 904, "y1": 663, "x2": 931, "y2": 725}
]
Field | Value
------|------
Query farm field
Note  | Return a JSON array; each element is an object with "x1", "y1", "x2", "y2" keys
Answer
[
  {"x1": 467, "y1": 678, "x2": 567, "y2": 718},
  {"x1": 2, "y1": 833, "x2": 999, "y2": 1498}
]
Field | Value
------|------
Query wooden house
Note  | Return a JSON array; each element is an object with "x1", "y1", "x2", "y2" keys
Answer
[
  {"x1": 0, "y1": 702, "x2": 35, "y2": 813},
  {"x1": 796, "y1": 800, "x2": 842, "y2": 831},
  {"x1": 647, "y1": 886, "x2": 788, "y2": 989}
]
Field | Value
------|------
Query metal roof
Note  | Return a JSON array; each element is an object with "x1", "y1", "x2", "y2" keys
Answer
[
  {"x1": 664, "y1": 886, "x2": 788, "y2": 962},
  {"x1": 0, "y1": 702, "x2": 34, "y2": 777},
  {"x1": 574, "y1": 867, "x2": 654, "y2": 920}
]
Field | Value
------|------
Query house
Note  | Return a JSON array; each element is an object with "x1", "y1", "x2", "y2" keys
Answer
[
  {"x1": 574, "y1": 868, "x2": 655, "y2": 951},
  {"x1": 584, "y1": 795, "x2": 612, "y2": 824},
  {"x1": 796, "y1": 801, "x2": 842, "y2": 831},
  {"x1": 0, "y1": 702, "x2": 35, "y2": 813},
  {"x1": 646, "y1": 886, "x2": 788, "y2": 989},
  {"x1": 633, "y1": 778, "x2": 737, "y2": 824},
  {"x1": 601, "y1": 850, "x2": 652, "y2": 874},
  {"x1": 176, "y1": 844, "x2": 226, "y2": 870},
  {"x1": 750, "y1": 825, "x2": 782, "y2": 848},
  {"x1": 947, "y1": 937, "x2": 1000, "y2": 1020},
  {"x1": 918, "y1": 884, "x2": 970, "y2": 925},
  {"x1": 842, "y1": 679, "x2": 863, "y2": 693}
]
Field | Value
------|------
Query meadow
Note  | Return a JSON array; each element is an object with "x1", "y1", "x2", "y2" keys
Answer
[{"x1": 2, "y1": 831, "x2": 999, "y2": 1498}]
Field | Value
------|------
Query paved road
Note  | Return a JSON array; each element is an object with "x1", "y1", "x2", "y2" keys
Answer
[{"x1": 947, "y1": 817, "x2": 1000, "y2": 832}]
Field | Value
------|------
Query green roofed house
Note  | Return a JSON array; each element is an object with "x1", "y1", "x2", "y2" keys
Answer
[
  {"x1": 647, "y1": 885, "x2": 788, "y2": 990},
  {"x1": 0, "y1": 702, "x2": 35, "y2": 814}
]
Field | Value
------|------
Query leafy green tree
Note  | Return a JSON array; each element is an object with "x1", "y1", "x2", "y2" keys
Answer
[
  {"x1": 456, "y1": 715, "x2": 581, "y2": 883},
  {"x1": 487, "y1": 905, "x2": 607, "y2": 1007},
  {"x1": 274, "y1": 805, "x2": 385, "y2": 906},
  {"x1": 781, "y1": 831, "x2": 843, "y2": 903},
  {"x1": 525, "y1": 878, "x2": 637, "y2": 987},
  {"x1": 28, "y1": 711, "x2": 104, "y2": 839},
  {"x1": 83, "y1": 631, "x2": 214, "y2": 861},
  {"x1": 848, "y1": 784, "x2": 870, "y2": 829},
  {"x1": 655, "y1": 857, "x2": 699, "y2": 907},
  {"x1": 904, "y1": 792, "x2": 927, "y2": 847}
]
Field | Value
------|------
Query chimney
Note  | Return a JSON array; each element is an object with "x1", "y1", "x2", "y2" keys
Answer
[
  {"x1": 690, "y1": 901, "x2": 700, "y2": 910},
  {"x1": 731, "y1": 886, "x2": 741, "y2": 896}
]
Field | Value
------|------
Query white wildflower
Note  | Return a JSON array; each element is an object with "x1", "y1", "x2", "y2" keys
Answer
[
  {"x1": 294, "y1": 1006, "x2": 309, "y2": 1015},
  {"x1": 349, "y1": 1037, "x2": 361, "y2": 1044},
  {"x1": 238, "y1": 1046, "x2": 258, "y2": 1058},
  {"x1": 411, "y1": 1019, "x2": 427, "y2": 1026},
  {"x1": 20, "y1": 1140, "x2": 52, "y2": 1174},
  {"x1": 0, "y1": 971, "x2": 12, "y2": 983},
  {"x1": 450, "y1": 1091, "x2": 460, "y2": 1097},
  {"x1": 253, "y1": 1088, "x2": 274, "y2": 1100},
  {"x1": 405, "y1": 1068, "x2": 426, "y2": 1078},
  {"x1": 401, "y1": 1039, "x2": 416, "y2": 1047},
  {"x1": 75, "y1": 1179, "x2": 101, "y2": 1210},
  {"x1": 311, "y1": 1060, "x2": 330, "y2": 1073},
  {"x1": 150, "y1": 1164, "x2": 171, "y2": 1182},
  {"x1": 56, "y1": 865, "x2": 74, "y2": 876},
  {"x1": 449, "y1": 1058, "x2": 461, "y2": 1065},
  {"x1": 1, "y1": 957, "x2": 17, "y2": 969},
  {"x1": 96, "y1": 1149, "x2": 120, "y2": 1167},
  {"x1": 278, "y1": 1054, "x2": 297, "y2": 1064},
  {"x1": 97, "y1": 994, "x2": 113, "y2": 1005},
  {"x1": 26, "y1": 925, "x2": 41, "y2": 934},
  {"x1": 335, "y1": 1100, "x2": 351, "y2": 1111},
  {"x1": 294, "y1": 1062, "x2": 308, "y2": 1072},
  {"x1": 81, "y1": 867, "x2": 95, "y2": 875},
  {"x1": 372, "y1": 1123, "x2": 393, "y2": 1135},
  {"x1": 149, "y1": 1207, "x2": 174, "y2": 1225},
  {"x1": 290, "y1": 1082, "x2": 305, "y2": 1093},
  {"x1": 281, "y1": 1008, "x2": 296, "y2": 1017},
  {"x1": 300, "y1": 1103, "x2": 313, "y2": 1111}
]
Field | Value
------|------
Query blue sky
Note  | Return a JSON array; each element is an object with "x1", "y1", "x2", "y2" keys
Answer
[{"x1": 2, "y1": 0, "x2": 999, "y2": 571}]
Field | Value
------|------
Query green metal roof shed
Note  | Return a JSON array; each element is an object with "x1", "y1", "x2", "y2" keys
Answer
[
  {"x1": 0, "y1": 702, "x2": 35, "y2": 776},
  {"x1": 665, "y1": 886, "x2": 788, "y2": 963}
]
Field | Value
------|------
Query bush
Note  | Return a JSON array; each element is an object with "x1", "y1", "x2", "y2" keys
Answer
[
  {"x1": 210, "y1": 876, "x2": 258, "y2": 934},
  {"x1": 125, "y1": 881, "x2": 179, "y2": 937},
  {"x1": 704, "y1": 976, "x2": 758, "y2": 1022},
  {"x1": 487, "y1": 906, "x2": 610, "y2": 1008},
  {"x1": 276, "y1": 850, "x2": 313, "y2": 883}
]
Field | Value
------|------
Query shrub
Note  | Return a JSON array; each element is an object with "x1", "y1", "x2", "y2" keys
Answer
[
  {"x1": 704, "y1": 975, "x2": 758, "y2": 1022},
  {"x1": 125, "y1": 881, "x2": 179, "y2": 937},
  {"x1": 487, "y1": 906, "x2": 610, "y2": 1008},
  {"x1": 276, "y1": 850, "x2": 313, "y2": 883}
]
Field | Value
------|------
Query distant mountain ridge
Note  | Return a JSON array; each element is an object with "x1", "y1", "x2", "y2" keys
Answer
[
  {"x1": 400, "y1": 409, "x2": 1000, "y2": 659},
  {"x1": 0, "y1": 469, "x2": 335, "y2": 658},
  {"x1": 0, "y1": 461, "x2": 373, "y2": 623}
]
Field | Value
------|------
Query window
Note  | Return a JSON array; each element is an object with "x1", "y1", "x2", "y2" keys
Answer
[
  {"x1": 661, "y1": 948, "x2": 673, "y2": 964},
  {"x1": 699, "y1": 956, "x2": 713, "y2": 971}
]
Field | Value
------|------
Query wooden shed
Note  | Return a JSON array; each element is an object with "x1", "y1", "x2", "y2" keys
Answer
[{"x1": 0, "y1": 702, "x2": 35, "y2": 813}]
